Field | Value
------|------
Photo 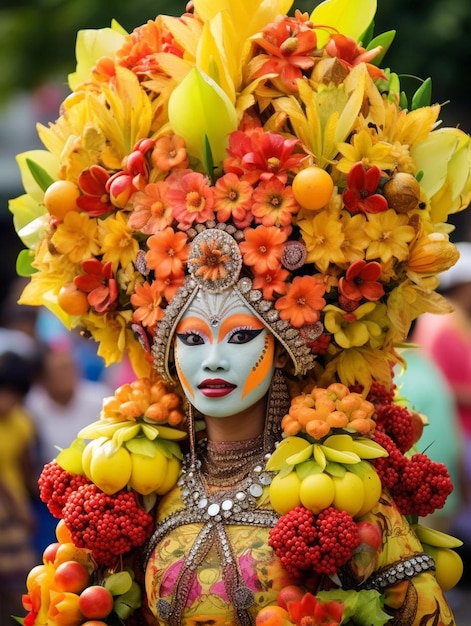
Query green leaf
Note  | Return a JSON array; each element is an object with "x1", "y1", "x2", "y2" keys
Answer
[
  {"x1": 105, "y1": 571, "x2": 133, "y2": 595},
  {"x1": 317, "y1": 588, "x2": 391, "y2": 626},
  {"x1": 154, "y1": 438, "x2": 183, "y2": 460},
  {"x1": 125, "y1": 436, "x2": 159, "y2": 457},
  {"x1": 25, "y1": 158, "x2": 55, "y2": 192},
  {"x1": 411, "y1": 77, "x2": 432, "y2": 109},
  {"x1": 367, "y1": 30, "x2": 396, "y2": 66},
  {"x1": 202, "y1": 134, "x2": 215, "y2": 184},
  {"x1": 295, "y1": 459, "x2": 323, "y2": 480},
  {"x1": 16, "y1": 249, "x2": 37, "y2": 277}
]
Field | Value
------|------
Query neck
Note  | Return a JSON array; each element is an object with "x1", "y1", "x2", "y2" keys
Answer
[{"x1": 201, "y1": 395, "x2": 267, "y2": 442}]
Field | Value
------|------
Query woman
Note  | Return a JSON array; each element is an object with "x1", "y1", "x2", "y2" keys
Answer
[{"x1": 11, "y1": 0, "x2": 470, "y2": 624}]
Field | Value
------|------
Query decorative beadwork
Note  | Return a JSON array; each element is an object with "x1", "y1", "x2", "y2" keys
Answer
[{"x1": 361, "y1": 553, "x2": 436, "y2": 591}]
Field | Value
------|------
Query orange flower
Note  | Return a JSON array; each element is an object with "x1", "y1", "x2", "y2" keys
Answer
[
  {"x1": 192, "y1": 239, "x2": 230, "y2": 283},
  {"x1": 151, "y1": 134, "x2": 189, "y2": 172},
  {"x1": 252, "y1": 178, "x2": 299, "y2": 231},
  {"x1": 128, "y1": 181, "x2": 173, "y2": 234},
  {"x1": 252, "y1": 267, "x2": 289, "y2": 300},
  {"x1": 165, "y1": 170, "x2": 215, "y2": 230},
  {"x1": 153, "y1": 273, "x2": 185, "y2": 302},
  {"x1": 214, "y1": 173, "x2": 253, "y2": 228},
  {"x1": 131, "y1": 280, "x2": 165, "y2": 328},
  {"x1": 275, "y1": 275, "x2": 326, "y2": 327},
  {"x1": 146, "y1": 227, "x2": 189, "y2": 279},
  {"x1": 239, "y1": 225, "x2": 287, "y2": 274}
]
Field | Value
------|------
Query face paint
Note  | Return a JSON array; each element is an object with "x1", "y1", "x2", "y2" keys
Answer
[{"x1": 174, "y1": 290, "x2": 276, "y2": 418}]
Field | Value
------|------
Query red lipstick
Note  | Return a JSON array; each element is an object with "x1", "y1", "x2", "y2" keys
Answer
[{"x1": 197, "y1": 378, "x2": 236, "y2": 397}]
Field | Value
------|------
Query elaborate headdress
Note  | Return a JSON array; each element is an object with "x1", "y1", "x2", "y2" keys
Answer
[{"x1": 10, "y1": 0, "x2": 471, "y2": 393}]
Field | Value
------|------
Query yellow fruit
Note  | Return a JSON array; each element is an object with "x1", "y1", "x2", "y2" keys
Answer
[
  {"x1": 269, "y1": 471, "x2": 302, "y2": 515},
  {"x1": 299, "y1": 472, "x2": 335, "y2": 514},
  {"x1": 44, "y1": 179, "x2": 81, "y2": 219},
  {"x1": 89, "y1": 442, "x2": 132, "y2": 495},
  {"x1": 331, "y1": 472, "x2": 365, "y2": 517},
  {"x1": 350, "y1": 462, "x2": 382, "y2": 517},
  {"x1": 156, "y1": 456, "x2": 182, "y2": 495},
  {"x1": 129, "y1": 447, "x2": 169, "y2": 495},
  {"x1": 422, "y1": 544, "x2": 463, "y2": 591},
  {"x1": 292, "y1": 166, "x2": 334, "y2": 210}
]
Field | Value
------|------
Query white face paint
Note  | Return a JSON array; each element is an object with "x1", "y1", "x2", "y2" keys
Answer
[{"x1": 174, "y1": 290, "x2": 276, "y2": 418}]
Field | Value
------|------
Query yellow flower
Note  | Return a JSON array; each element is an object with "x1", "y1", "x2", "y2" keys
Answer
[
  {"x1": 51, "y1": 212, "x2": 100, "y2": 264},
  {"x1": 323, "y1": 301, "x2": 386, "y2": 349},
  {"x1": 319, "y1": 345, "x2": 396, "y2": 392},
  {"x1": 68, "y1": 24, "x2": 126, "y2": 90},
  {"x1": 411, "y1": 127, "x2": 471, "y2": 222},
  {"x1": 338, "y1": 211, "x2": 369, "y2": 263},
  {"x1": 83, "y1": 309, "x2": 151, "y2": 376},
  {"x1": 17, "y1": 238, "x2": 79, "y2": 328},
  {"x1": 99, "y1": 212, "x2": 140, "y2": 272},
  {"x1": 364, "y1": 209, "x2": 415, "y2": 263},
  {"x1": 336, "y1": 129, "x2": 395, "y2": 174},
  {"x1": 387, "y1": 280, "x2": 453, "y2": 341},
  {"x1": 407, "y1": 233, "x2": 459, "y2": 276},
  {"x1": 297, "y1": 210, "x2": 345, "y2": 272}
]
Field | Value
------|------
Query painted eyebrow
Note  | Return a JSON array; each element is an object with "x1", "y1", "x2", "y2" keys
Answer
[
  {"x1": 175, "y1": 317, "x2": 212, "y2": 342},
  {"x1": 219, "y1": 314, "x2": 264, "y2": 342}
]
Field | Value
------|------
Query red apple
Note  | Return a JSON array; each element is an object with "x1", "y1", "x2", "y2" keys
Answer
[
  {"x1": 43, "y1": 542, "x2": 61, "y2": 563},
  {"x1": 54, "y1": 560, "x2": 91, "y2": 594},
  {"x1": 79, "y1": 585, "x2": 114, "y2": 619},
  {"x1": 276, "y1": 584, "x2": 304, "y2": 610},
  {"x1": 356, "y1": 521, "x2": 382, "y2": 552}
]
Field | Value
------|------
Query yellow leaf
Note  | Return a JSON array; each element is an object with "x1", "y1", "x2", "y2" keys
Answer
[
  {"x1": 68, "y1": 25, "x2": 126, "y2": 90},
  {"x1": 311, "y1": 0, "x2": 377, "y2": 48},
  {"x1": 15, "y1": 150, "x2": 59, "y2": 202}
]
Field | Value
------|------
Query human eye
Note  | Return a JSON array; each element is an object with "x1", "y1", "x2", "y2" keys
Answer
[
  {"x1": 228, "y1": 327, "x2": 263, "y2": 344},
  {"x1": 176, "y1": 332, "x2": 205, "y2": 346}
]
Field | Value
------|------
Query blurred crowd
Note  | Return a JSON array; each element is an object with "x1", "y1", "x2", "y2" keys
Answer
[{"x1": 1, "y1": 243, "x2": 471, "y2": 624}]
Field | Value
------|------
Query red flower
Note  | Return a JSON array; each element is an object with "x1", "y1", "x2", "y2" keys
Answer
[
  {"x1": 343, "y1": 162, "x2": 388, "y2": 215},
  {"x1": 325, "y1": 34, "x2": 386, "y2": 80},
  {"x1": 287, "y1": 592, "x2": 344, "y2": 626},
  {"x1": 338, "y1": 260, "x2": 385, "y2": 302},
  {"x1": 74, "y1": 258, "x2": 119, "y2": 313},
  {"x1": 252, "y1": 13, "x2": 317, "y2": 92},
  {"x1": 77, "y1": 165, "x2": 114, "y2": 216},
  {"x1": 224, "y1": 128, "x2": 306, "y2": 185}
]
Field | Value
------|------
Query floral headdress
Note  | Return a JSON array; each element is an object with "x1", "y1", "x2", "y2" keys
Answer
[{"x1": 10, "y1": 0, "x2": 471, "y2": 392}]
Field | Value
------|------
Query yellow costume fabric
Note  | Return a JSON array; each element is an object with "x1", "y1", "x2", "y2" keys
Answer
[{"x1": 145, "y1": 487, "x2": 455, "y2": 625}]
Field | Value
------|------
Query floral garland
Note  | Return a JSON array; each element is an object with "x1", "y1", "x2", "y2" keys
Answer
[{"x1": 10, "y1": 0, "x2": 471, "y2": 392}]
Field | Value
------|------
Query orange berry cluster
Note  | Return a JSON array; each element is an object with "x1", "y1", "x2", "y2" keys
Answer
[
  {"x1": 101, "y1": 377, "x2": 185, "y2": 426},
  {"x1": 281, "y1": 382, "x2": 376, "y2": 440}
]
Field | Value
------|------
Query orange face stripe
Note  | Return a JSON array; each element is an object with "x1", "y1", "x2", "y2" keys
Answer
[
  {"x1": 218, "y1": 314, "x2": 264, "y2": 342},
  {"x1": 241, "y1": 334, "x2": 275, "y2": 399},
  {"x1": 175, "y1": 316, "x2": 212, "y2": 342}
]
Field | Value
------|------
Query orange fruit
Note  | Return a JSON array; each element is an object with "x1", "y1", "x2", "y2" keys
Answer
[
  {"x1": 44, "y1": 179, "x2": 81, "y2": 220},
  {"x1": 292, "y1": 166, "x2": 334, "y2": 210},
  {"x1": 56, "y1": 518, "x2": 74, "y2": 544},
  {"x1": 57, "y1": 283, "x2": 89, "y2": 316}
]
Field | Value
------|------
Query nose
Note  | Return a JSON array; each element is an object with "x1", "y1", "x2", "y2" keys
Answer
[{"x1": 201, "y1": 344, "x2": 230, "y2": 371}]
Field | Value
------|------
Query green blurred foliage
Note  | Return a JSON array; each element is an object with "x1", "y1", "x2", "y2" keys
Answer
[{"x1": 0, "y1": 0, "x2": 469, "y2": 129}]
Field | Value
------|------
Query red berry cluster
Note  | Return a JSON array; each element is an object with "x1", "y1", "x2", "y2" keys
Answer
[
  {"x1": 268, "y1": 506, "x2": 360, "y2": 577},
  {"x1": 38, "y1": 460, "x2": 90, "y2": 518},
  {"x1": 62, "y1": 483, "x2": 154, "y2": 566},
  {"x1": 351, "y1": 380, "x2": 396, "y2": 407},
  {"x1": 374, "y1": 403, "x2": 414, "y2": 453},
  {"x1": 371, "y1": 432, "x2": 453, "y2": 517}
]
